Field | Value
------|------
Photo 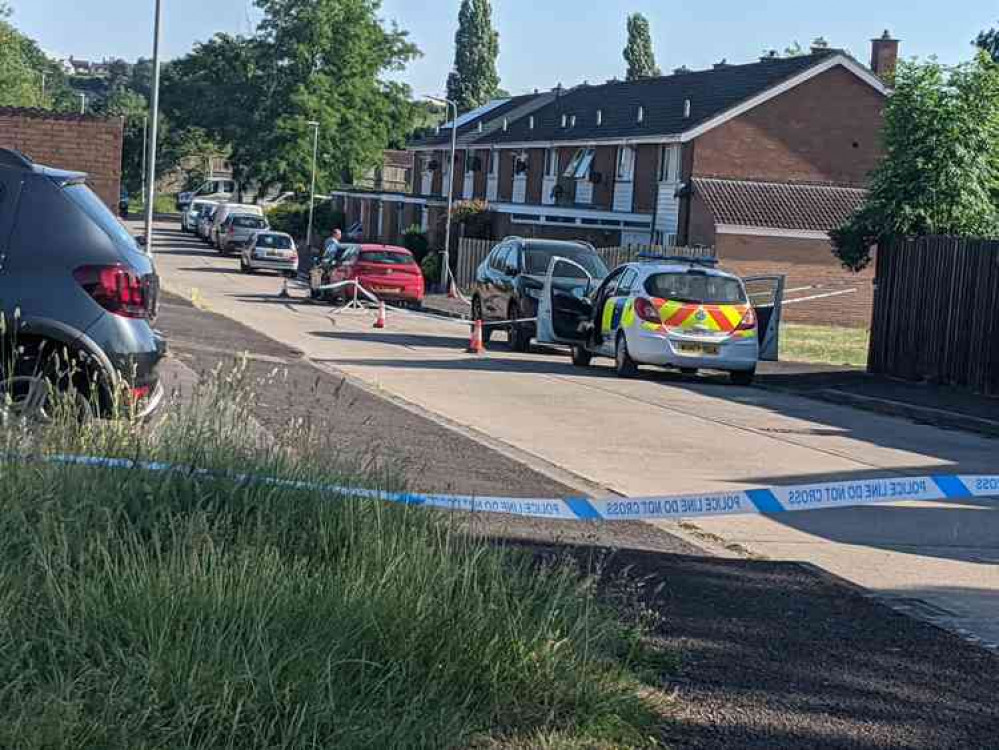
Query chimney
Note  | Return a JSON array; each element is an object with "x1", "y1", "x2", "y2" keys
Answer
[
  {"x1": 810, "y1": 37, "x2": 830, "y2": 55},
  {"x1": 870, "y1": 30, "x2": 899, "y2": 84}
]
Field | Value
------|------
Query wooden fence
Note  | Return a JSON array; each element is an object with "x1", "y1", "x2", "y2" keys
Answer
[
  {"x1": 870, "y1": 236, "x2": 999, "y2": 395},
  {"x1": 453, "y1": 238, "x2": 715, "y2": 288}
]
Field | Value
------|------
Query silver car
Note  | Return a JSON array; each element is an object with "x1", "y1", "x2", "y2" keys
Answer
[
  {"x1": 240, "y1": 231, "x2": 298, "y2": 276},
  {"x1": 218, "y1": 213, "x2": 269, "y2": 254},
  {"x1": 182, "y1": 199, "x2": 216, "y2": 233}
]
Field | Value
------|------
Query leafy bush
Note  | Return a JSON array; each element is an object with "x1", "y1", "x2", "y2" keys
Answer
[
  {"x1": 420, "y1": 251, "x2": 441, "y2": 285},
  {"x1": 402, "y1": 224, "x2": 430, "y2": 262}
]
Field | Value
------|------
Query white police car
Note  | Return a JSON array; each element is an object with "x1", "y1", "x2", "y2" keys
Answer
[{"x1": 536, "y1": 254, "x2": 785, "y2": 385}]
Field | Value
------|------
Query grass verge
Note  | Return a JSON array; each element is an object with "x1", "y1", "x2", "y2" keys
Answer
[
  {"x1": 0, "y1": 362, "x2": 670, "y2": 749},
  {"x1": 781, "y1": 323, "x2": 870, "y2": 368}
]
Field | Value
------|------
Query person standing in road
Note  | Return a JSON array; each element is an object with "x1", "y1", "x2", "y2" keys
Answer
[{"x1": 322, "y1": 228, "x2": 343, "y2": 264}]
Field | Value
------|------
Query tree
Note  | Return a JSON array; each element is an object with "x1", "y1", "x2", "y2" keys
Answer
[
  {"x1": 832, "y1": 54, "x2": 999, "y2": 271},
  {"x1": 446, "y1": 0, "x2": 500, "y2": 112},
  {"x1": 975, "y1": 22, "x2": 999, "y2": 61},
  {"x1": 623, "y1": 13, "x2": 660, "y2": 81}
]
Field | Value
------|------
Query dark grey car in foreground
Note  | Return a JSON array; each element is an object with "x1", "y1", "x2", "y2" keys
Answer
[{"x1": 0, "y1": 148, "x2": 166, "y2": 419}]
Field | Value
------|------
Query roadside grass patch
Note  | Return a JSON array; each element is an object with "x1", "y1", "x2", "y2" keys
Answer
[
  {"x1": 0, "y1": 364, "x2": 671, "y2": 748},
  {"x1": 781, "y1": 323, "x2": 870, "y2": 368}
]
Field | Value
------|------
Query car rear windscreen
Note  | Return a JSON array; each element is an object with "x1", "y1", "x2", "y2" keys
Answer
[
  {"x1": 524, "y1": 245, "x2": 609, "y2": 279},
  {"x1": 233, "y1": 215, "x2": 267, "y2": 229},
  {"x1": 256, "y1": 234, "x2": 292, "y2": 249},
  {"x1": 645, "y1": 272, "x2": 747, "y2": 305},
  {"x1": 360, "y1": 250, "x2": 415, "y2": 265}
]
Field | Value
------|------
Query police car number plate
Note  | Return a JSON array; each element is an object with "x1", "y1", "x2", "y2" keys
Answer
[{"x1": 678, "y1": 342, "x2": 720, "y2": 356}]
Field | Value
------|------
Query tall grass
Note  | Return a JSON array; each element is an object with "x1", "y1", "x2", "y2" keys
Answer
[{"x1": 0, "y1": 362, "x2": 665, "y2": 749}]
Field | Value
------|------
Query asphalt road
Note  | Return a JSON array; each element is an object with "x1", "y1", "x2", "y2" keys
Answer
[{"x1": 149, "y1": 225, "x2": 999, "y2": 749}]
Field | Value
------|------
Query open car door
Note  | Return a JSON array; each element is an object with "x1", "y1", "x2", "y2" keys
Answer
[
  {"x1": 743, "y1": 275, "x2": 786, "y2": 361},
  {"x1": 536, "y1": 256, "x2": 595, "y2": 346}
]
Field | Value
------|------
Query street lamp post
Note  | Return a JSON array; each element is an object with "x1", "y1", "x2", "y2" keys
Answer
[
  {"x1": 143, "y1": 0, "x2": 164, "y2": 258},
  {"x1": 140, "y1": 115, "x2": 148, "y2": 205},
  {"x1": 305, "y1": 120, "x2": 320, "y2": 253},
  {"x1": 424, "y1": 94, "x2": 458, "y2": 294}
]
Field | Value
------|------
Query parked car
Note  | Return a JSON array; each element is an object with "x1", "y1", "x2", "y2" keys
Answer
[
  {"x1": 218, "y1": 213, "x2": 269, "y2": 254},
  {"x1": 315, "y1": 244, "x2": 424, "y2": 306},
  {"x1": 197, "y1": 205, "x2": 218, "y2": 242},
  {"x1": 210, "y1": 203, "x2": 264, "y2": 249},
  {"x1": 176, "y1": 178, "x2": 236, "y2": 212},
  {"x1": 0, "y1": 148, "x2": 165, "y2": 419},
  {"x1": 470, "y1": 237, "x2": 610, "y2": 351},
  {"x1": 536, "y1": 254, "x2": 785, "y2": 385},
  {"x1": 182, "y1": 199, "x2": 216, "y2": 233},
  {"x1": 240, "y1": 232, "x2": 298, "y2": 277},
  {"x1": 118, "y1": 187, "x2": 129, "y2": 219}
]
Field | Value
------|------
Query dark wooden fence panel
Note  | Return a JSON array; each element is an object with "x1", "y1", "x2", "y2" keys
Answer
[{"x1": 870, "y1": 237, "x2": 999, "y2": 395}]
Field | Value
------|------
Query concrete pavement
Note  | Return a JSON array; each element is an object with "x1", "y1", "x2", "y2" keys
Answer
[{"x1": 146, "y1": 223, "x2": 999, "y2": 648}]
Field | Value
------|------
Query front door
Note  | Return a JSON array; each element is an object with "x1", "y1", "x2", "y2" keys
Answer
[{"x1": 743, "y1": 275, "x2": 786, "y2": 361}]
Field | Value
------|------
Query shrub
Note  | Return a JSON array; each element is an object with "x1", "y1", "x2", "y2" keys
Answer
[
  {"x1": 266, "y1": 202, "x2": 345, "y2": 247},
  {"x1": 402, "y1": 224, "x2": 430, "y2": 262}
]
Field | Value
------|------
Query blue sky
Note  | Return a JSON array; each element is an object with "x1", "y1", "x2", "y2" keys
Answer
[{"x1": 11, "y1": 0, "x2": 996, "y2": 96}]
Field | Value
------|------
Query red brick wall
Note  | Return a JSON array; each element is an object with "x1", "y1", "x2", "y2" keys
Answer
[
  {"x1": 692, "y1": 67, "x2": 885, "y2": 186},
  {"x1": 0, "y1": 109, "x2": 124, "y2": 209},
  {"x1": 592, "y1": 146, "x2": 616, "y2": 208},
  {"x1": 526, "y1": 148, "x2": 545, "y2": 204},
  {"x1": 716, "y1": 234, "x2": 874, "y2": 328},
  {"x1": 633, "y1": 144, "x2": 658, "y2": 213}
]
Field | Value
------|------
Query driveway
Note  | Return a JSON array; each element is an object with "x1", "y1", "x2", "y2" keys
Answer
[{"x1": 145, "y1": 223, "x2": 999, "y2": 649}]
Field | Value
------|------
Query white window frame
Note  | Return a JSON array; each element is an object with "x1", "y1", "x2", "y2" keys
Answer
[
  {"x1": 616, "y1": 146, "x2": 635, "y2": 182},
  {"x1": 544, "y1": 148, "x2": 559, "y2": 178},
  {"x1": 489, "y1": 150, "x2": 500, "y2": 176},
  {"x1": 463, "y1": 149, "x2": 474, "y2": 175},
  {"x1": 564, "y1": 147, "x2": 595, "y2": 179}
]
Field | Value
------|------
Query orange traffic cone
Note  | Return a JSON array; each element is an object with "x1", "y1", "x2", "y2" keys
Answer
[
  {"x1": 373, "y1": 301, "x2": 387, "y2": 329},
  {"x1": 467, "y1": 319, "x2": 485, "y2": 354}
]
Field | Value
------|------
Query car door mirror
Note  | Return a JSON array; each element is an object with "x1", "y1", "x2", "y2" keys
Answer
[
  {"x1": 505, "y1": 264, "x2": 519, "y2": 277},
  {"x1": 134, "y1": 235, "x2": 147, "y2": 247}
]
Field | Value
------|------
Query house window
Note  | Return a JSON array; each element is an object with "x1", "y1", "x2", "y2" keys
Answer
[
  {"x1": 658, "y1": 145, "x2": 673, "y2": 182},
  {"x1": 637, "y1": 105, "x2": 645, "y2": 123},
  {"x1": 489, "y1": 150, "x2": 499, "y2": 176},
  {"x1": 596, "y1": 109, "x2": 603, "y2": 126},
  {"x1": 529, "y1": 115, "x2": 535, "y2": 129},
  {"x1": 564, "y1": 148, "x2": 595, "y2": 179},
  {"x1": 616, "y1": 146, "x2": 635, "y2": 181},
  {"x1": 561, "y1": 114, "x2": 568, "y2": 128},
  {"x1": 544, "y1": 148, "x2": 559, "y2": 177},
  {"x1": 569, "y1": 115, "x2": 576, "y2": 128}
]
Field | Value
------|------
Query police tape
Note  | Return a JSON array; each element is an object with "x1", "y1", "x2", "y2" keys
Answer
[{"x1": 6, "y1": 452, "x2": 999, "y2": 522}]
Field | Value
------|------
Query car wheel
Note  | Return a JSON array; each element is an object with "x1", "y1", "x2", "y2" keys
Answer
[
  {"x1": 508, "y1": 302, "x2": 530, "y2": 352},
  {"x1": 0, "y1": 345, "x2": 101, "y2": 424},
  {"x1": 472, "y1": 297, "x2": 492, "y2": 344},
  {"x1": 730, "y1": 369, "x2": 756, "y2": 386},
  {"x1": 615, "y1": 332, "x2": 638, "y2": 378},
  {"x1": 571, "y1": 345, "x2": 592, "y2": 368}
]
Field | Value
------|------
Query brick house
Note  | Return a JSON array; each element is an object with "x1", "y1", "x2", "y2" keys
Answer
[{"x1": 330, "y1": 34, "x2": 898, "y2": 325}]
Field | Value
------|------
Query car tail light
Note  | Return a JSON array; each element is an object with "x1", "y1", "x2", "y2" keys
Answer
[
  {"x1": 736, "y1": 307, "x2": 757, "y2": 331},
  {"x1": 634, "y1": 297, "x2": 662, "y2": 324},
  {"x1": 74, "y1": 265, "x2": 149, "y2": 319}
]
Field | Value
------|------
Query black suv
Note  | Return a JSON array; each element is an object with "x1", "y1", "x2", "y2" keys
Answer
[
  {"x1": 0, "y1": 148, "x2": 166, "y2": 419},
  {"x1": 470, "y1": 237, "x2": 609, "y2": 351}
]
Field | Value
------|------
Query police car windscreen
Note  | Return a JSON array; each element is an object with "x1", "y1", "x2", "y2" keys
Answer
[
  {"x1": 645, "y1": 272, "x2": 747, "y2": 305},
  {"x1": 525, "y1": 246, "x2": 609, "y2": 279}
]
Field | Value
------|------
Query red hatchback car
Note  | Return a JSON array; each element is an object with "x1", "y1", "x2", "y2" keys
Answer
[{"x1": 328, "y1": 244, "x2": 425, "y2": 306}]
